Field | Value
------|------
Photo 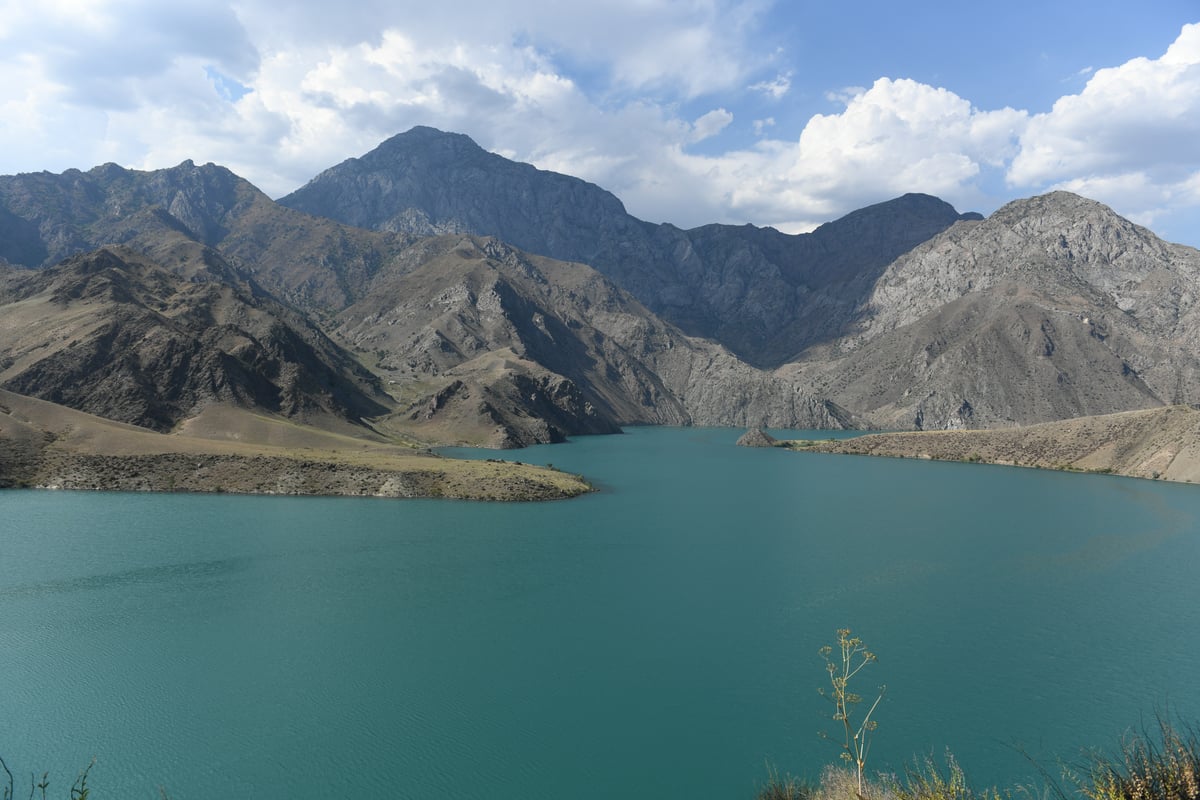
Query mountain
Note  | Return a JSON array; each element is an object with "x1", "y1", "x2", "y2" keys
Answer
[
  {"x1": 5, "y1": 137, "x2": 1200, "y2": 445},
  {"x1": 332, "y1": 233, "x2": 855, "y2": 446},
  {"x1": 791, "y1": 192, "x2": 1200, "y2": 428},
  {"x1": 279, "y1": 126, "x2": 979, "y2": 367},
  {"x1": 0, "y1": 158, "x2": 857, "y2": 445},
  {"x1": 0, "y1": 245, "x2": 390, "y2": 431},
  {"x1": 0, "y1": 160, "x2": 423, "y2": 312}
]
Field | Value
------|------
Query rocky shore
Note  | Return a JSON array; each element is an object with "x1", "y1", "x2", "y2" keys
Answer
[{"x1": 14, "y1": 451, "x2": 587, "y2": 501}]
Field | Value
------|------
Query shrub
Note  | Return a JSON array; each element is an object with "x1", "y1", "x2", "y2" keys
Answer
[
  {"x1": 888, "y1": 752, "x2": 1003, "y2": 800},
  {"x1": 757, "y1": 764, "x2": 813, "y2": 800},
  {"x1": 0, "y1": 756, "x2": 93, "y2": 800},
  {"x1": 1075, "y1": 717, "x2": 1200, "y2": 800}
]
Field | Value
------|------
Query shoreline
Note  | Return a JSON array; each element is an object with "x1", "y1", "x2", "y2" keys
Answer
[{"x1": 777, "y1": 405, "x2": 1200, "y2": 485}]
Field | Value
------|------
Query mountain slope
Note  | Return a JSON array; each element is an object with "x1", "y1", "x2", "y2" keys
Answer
[
  {"x1": 793, "y1": 192, "x2": 1200, "y2": 428},
  {"x1": 0, "y1": 160, "x2": 422, "y2": 312},
  {"x1": 335, "y1": 234, "x2": 856, "y2": 446},
  {"x1": 0, "y1": 246, "x2": 391, "y2": 431},
  {"x1": 7, "y1": 143, "x2": 1200, "y2": 442},
  {"x1": 279, "y1": 126, "x2": 978, "y2": 366}
]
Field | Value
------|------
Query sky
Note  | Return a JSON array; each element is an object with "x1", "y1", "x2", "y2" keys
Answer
[{"x1": 3, "y1": 1, "x2": 1200, "y2": 244}]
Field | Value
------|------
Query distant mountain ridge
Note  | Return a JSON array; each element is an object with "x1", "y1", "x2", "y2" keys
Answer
[
  {"x1": 278, "y1": 127, "x2": 1200, "y2": 431},
  {"x1": 280, "y1": 126, "x2": 981, "y2": 367}
]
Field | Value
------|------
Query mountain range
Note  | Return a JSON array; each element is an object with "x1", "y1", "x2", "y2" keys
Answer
[{"x1": 2, "y1": 126, "x2": 1199, "y2": 453}]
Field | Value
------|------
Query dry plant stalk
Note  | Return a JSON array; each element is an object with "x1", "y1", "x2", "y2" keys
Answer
[{"x1": 819, "y1": 627, "x2": 886, "y2": 798}]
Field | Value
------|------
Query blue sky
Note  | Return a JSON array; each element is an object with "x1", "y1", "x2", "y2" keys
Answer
[{"x1": 2, "y1": 1, "x2": 1199, "y2": 244}]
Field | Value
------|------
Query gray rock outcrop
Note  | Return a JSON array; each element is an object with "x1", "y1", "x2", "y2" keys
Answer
[{"x1": 735, "y1": 428, "x2": 778, "y2": 447}]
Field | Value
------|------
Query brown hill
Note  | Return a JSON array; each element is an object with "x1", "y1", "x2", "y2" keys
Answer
[
  {"x1": 0, "y1": 159, "x2": 858, "y2": 444},
  {"x1": 7, "y1": 145, "x2": 1200, "y2": 445},
  {"x1": 0, "y1": 246, "x2": 390, "y2": 431}
]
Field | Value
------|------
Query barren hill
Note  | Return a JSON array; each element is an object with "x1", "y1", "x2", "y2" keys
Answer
[
  {"x1": 5, "y1": 136, "x2": 1200, "y2": 448},
  {"x1": 0, "y1": 246, "x2": 390, "y2": 431},
  {"x1": 0, "y1": 157, "x2": 858, "y2": 444},
  {"x1": 334, "y1": 234, "x2": 856, "y2": 446}
]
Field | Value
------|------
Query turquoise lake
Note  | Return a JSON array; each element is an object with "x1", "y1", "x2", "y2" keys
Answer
[{"x1": 2, "y1": 426, "x2": 1199, "y2": 798}]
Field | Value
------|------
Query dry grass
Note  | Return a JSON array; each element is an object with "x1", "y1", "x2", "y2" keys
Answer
[{"x1": 1074, "y1": 718, "x2": 1200, "y2": 800}]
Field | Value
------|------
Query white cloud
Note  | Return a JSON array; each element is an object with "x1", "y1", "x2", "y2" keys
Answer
[
  {"x1": 750, "y1": 72, "x2": 791, "y2": 100},
  {"x1": 753, "y1": 117, "x2": 775, "y2": 136},
  {"x1": 2, "y1": 1, "x2": 1200, "y2": 244},
  {"x1": 662, "y1": 78, "x2": 1028, "y2": 231},
  {"x1": 691, "y1": 108, "x2": 734, "y2": 142},
  {"x1": 1009, "y1": 23, "x2": 1200, "y2": 222}
]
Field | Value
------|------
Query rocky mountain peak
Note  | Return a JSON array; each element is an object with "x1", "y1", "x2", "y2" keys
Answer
[
  {"x1": 987, "y1": 191, "x2": 1178, "y2": 282},
  {"x1": 280, "y1": 126, "x2": 633, "y2": 243}
]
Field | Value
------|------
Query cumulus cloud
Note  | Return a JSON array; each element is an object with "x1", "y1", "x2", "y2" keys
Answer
[
  {"x1": 666, "y1": 78, "x2": 1028, "y2": 231},
  {"x1": 1009, "y1": 23, "x2": 1200, "y2": 222}
]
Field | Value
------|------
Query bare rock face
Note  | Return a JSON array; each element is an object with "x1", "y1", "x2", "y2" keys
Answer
[
  {"x1": 0, "y1": 157, "x2": 861, "y2": 444},
  {"x1": 8, "y1": 137, "x2": 1200, "y2": 445},
  {"x1": 735, "y1": 428, "x2": 778, "y2": 447}
]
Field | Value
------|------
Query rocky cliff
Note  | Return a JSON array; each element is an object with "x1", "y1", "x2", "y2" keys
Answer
[
  {"x1": 5, "y1": 137, "x2": 1200, "y2": 444},
  {"x1": 0, "y1": 159, "x2": 860, "y2": 445}
]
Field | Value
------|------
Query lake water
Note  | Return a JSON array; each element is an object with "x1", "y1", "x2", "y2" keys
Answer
[{"x1": 2, "y1": 426, "x2": 1199, "y2": 799}]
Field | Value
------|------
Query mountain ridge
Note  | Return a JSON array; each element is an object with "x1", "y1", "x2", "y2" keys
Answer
[
  {"x1": 3, "y1": 130, "x2": 1200, "y2": 448},
  {"x1": 279, "y1": 126, "x2": 981, "y2": 367}
]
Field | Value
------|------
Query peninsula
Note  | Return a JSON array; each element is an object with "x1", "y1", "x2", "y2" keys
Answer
[
  {"x1": 0, "y1": 389, "x2": 590, "y2": 501},
  {"x1": 780, "y1": 405, "x2": 1200, "y2": 484}
]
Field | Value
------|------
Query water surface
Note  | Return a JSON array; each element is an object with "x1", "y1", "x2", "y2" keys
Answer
[{"x1": 2, "y1": 427, "x2": 1198, "y2": 798}]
